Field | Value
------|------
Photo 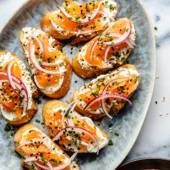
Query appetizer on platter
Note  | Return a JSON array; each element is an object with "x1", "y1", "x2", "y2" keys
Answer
[
  {"x1": 14, "y1": 124, "x2": 79, "y2": 170},
  {"x1": 42, "y1": 100, "x2": 108, "y2": 153},
  {"x1": 19, "y1": 27, "x2": 72, "y2": 98},
  {"x1": 72, "y1": 18, "x2": 136, "y2": 78},
  {"x1": 41, "y1": 0, "x2": 118, "y2": 45},
  {"x1": 0, "y1": 51, "x2": 40, "y2": 126},
  {"x1": 72, "y1": 64, "x2": 140, "y2": 120}
]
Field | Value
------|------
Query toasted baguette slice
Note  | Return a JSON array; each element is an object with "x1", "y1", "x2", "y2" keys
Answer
[
  {"x1": 72, "y1": 64, "x2": 140, "y2": 120},
  {"x1": 19, "y1": 27, "x2": 72, "y2": 98},
  {"x1": 72, "y1": 18, "x2": 136, "y2": 78},
  {"x1": 0, "y1": 51, "x2": 40, "y2": 126},
  {"x1": 14, "y1": 124, "x2": 79, "y2": 170},
  {"x1": 42, "y1": 100, "x2": 108, "y2": 153},
  {"x1": 41, "y1": 0, "x2": 118, "y2": 45}
]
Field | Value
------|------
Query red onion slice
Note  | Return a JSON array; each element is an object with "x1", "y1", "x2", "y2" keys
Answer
[
  {"x1": 125, "y1": 39, "x2": 134, "y2": 48},
  {"x1": 34, "y1": 161, "x2": 50, "y2": 170},
  {"x1": 127, "y1": 38, "x2": 137, "y2": 47},
  {"x1": 90, "y1": 40, "x2": 98, "y2": 60},
  {"x1": 52, "y1": 126, "x2": 99, "y2": 154},
  {"x1": 52, "y1": 152, "x2": 78, "y2": 170},
  {"x1": 24, "y1": 156, "x2": 38, "y2": 162},
  {"x1": 84, "y1": 94, "x2": 132, "y2": 111},
  {"x1": 58, "y1": 3, "x2": 101, "y2": 25},
  {"x1": 78, "y1": 29, "x2": 98, "y2": 35},
  {"x1": 76, "y1": 29, "x2": 82, "y2": 37},
  {"x1": 67, "y1": 102, "x2": 76, "y2": 126},
  {"x1": 23, "y1": 151, "x2": 77, "y2": 170},
  {"x1": 98, "y1": 10, "x2": 114, "y2": 21},
  {"x1": 103, "y1": 21, "x2": 131, "y2": 46},
  {"x1": 101, "y1": 78, "x2": 128, "y2": 119},
  {"x1": 104, "y1": 46, "x2": 111, "y2": 63},
  {"x1": 28, "y1": 153, "x2": 77, "y2": 170},
  {"x1": 31, "y1": 35, "x2": 44, "y2": 59},
  {"x1": 41, "y1": 59, "x2": 63, "y2": 67},
  {"x1": 6, "y1": 62, "x2": 29, "y2": 113},
  {"x1": 30, "y1": 44, "x2": 66, "y2": 75},
  {"x1": 7, "y1": 61, "x2": 19, "y2": 95},
  {"x1": 0, "y1": 78, "x2": 28, "y2": 110},
  {"x1": 0, "y1": 71, "x2": 29, "y2": 95},
  {"x1": 17, "y1": 138, "x2": 51, "y2": 149},
  {"x1": 34, "y1": 160, "x2": 54, "y2": 170}
]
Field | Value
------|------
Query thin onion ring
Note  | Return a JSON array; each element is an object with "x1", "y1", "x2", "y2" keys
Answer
[
  {"x1": 103, "y1": 21, "x2": 131, "y2": 46},
  {"x1": 30, "y1": 44, "x2": 66, "y2": 75},
  {"x1": 57, "y1": 3, "x2": 101, "y2": 25},
  {"x1": 84, "y1": 94, "x2": 132, "y2": 111},
  {"x1": 52, "y1": 126, "x2": 99, "y2": 154},
  {"x1": 101, "y1": 78, "x2": 128, "y2": 119}
]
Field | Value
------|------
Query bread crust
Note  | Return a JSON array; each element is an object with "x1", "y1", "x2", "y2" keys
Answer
[
  {"x1": 14, "y1": 123, "x2": 80, "y2": 170},
  {"x1": 42, "y1": 100, "x2": 108, "y2": 152},
  {"x1": 19, "y1": 27, "x2": 72, "y2": 98},
  {"x1": 72, "y1": 64, "x2": 140, "y2": 120},
  {"x1": 40, "y1": 2, "x2": 118, "y2": 45},
  {"x1": 0, "y1": 51, "x2": 40, "y2": 126},
  {"x1": 72, "y1": 18, "x2": 135, "y2": 79}
]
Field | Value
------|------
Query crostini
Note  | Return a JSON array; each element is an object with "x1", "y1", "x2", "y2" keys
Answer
[
  {"x1": 0, "y1": 51, "x2": 40, "y2": 126},
  {"x1": 41, "y1": 0, "x2": 118, "y2": 45},
  {"x1": 19, "y1": 27, "x2": 72, "y2": 98},
  {"x1": 72, "y1": 18, "x2": 136, "y2": 78},
  {"x1": 42, "y1": 100, "x2": 108, "y2": 154},
  {"x1": 14, "y1": 124, "x2": 79, "y2": 170},
  {"x1": 72, "y1": 64, "x2": 140, "y2": 120}
]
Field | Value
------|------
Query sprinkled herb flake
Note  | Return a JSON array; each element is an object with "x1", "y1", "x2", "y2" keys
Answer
[
  {"x1": 90, "y1": 90, "x2": 99, "y2": 97},
  {"x1": 108, "y1": 139, "x2": 113, "y2": 145},
  {"x1": 48, "y1": 57, "x2": 53, "y2": 63},
  {"x1": 35, "y1": 98, "x2": 41, "y2": 104},
  {"x1": 78, "y1": 25, "x2": 83, "y2": 30},
  {"x1": 114, "y1": 132, "x2": 119, "y2": 136},
  {"x1": 109, "y1": 4, "x2": 114, "y2": 10},
  {"x1": 58, "y1": 109, "x2": 63, "y2": 113},
  {"x1": 134, "y1": 78, "x2": 137, "y2": 83},
  {"x1": 89, "y1": 82, "x2": 93, "y2": 86},
  {"x1": 36, "y1": 119, "x2": 41, "y2": 123},
  {"x1": 4, "y1": 123, "x2": 11, "y2": 131},
  {"x1": 109, "y1": 123, "x2": 113, "y2": 127},
  {"x1": 41, "y1": 157, "x2": 47, "y2": 163},
  {"x1": 154, "y1": 26, "x2": 158, "y2": 31}
]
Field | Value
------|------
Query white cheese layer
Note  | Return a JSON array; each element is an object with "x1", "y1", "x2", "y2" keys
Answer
[
  {"x1": 50, "y1": 0, "x2": 118, "y2": 35},
  {"x1": 77, "y1": 21, "x2": 136, "y2": 69},
  {"x1": 0, "y1": 52, "x2": 36, "y2": 121},
  {"x1": 78, "y1": 67, "x2": 140, "y2": 114},
  {"x1": 49, "y1": 106, "x2": 108, "y2": 152},
  {"x1": 20, "y1": 27, "x2": 66, "y2": 94}
]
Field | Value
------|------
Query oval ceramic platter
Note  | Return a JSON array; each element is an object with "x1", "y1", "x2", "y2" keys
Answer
[{"x1": 0, "y1": 0, "x2": 156, "y2": 170}]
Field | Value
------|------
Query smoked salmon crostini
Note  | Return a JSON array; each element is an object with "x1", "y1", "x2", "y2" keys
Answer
[
  {"x1": 14, "y1": 124, "x2": 79, "y2": 170},
  {"x1": 0, "y1": 51, "x2": 40, "y2": 126},
  {"x1": 72, "y1": 64, "x2": 140, "y2": 120},
  {"x1": 19, "y1": 27, "x2": 72, "y2": 98},
  {"x1": 42, "y1": 100, "x2": 108, "y2": 154},
  {"x1": 72, "y1": 18, "x2": 137, "y2": 78},
  {"x1": 41, "y1": 0, "x2": 118, "y2": 45}
]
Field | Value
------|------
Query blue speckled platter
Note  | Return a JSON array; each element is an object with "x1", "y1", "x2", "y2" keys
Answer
[{"x1": 0, "y1": 0, "x2": 156, "y2": 170}]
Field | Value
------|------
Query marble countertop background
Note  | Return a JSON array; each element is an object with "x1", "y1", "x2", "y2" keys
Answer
[{"x1": 0, "y1": 0, "x2": 170, "y2": 169}]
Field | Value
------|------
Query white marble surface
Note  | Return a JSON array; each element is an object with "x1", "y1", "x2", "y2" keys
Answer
[{"x1": 0, "y1": 0, "x2": 170, "y2": 168}]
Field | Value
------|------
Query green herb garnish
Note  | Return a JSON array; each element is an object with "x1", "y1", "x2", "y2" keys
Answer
[{"x1": 108, "y1": 139, "x2": 113, "y2": 145}]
